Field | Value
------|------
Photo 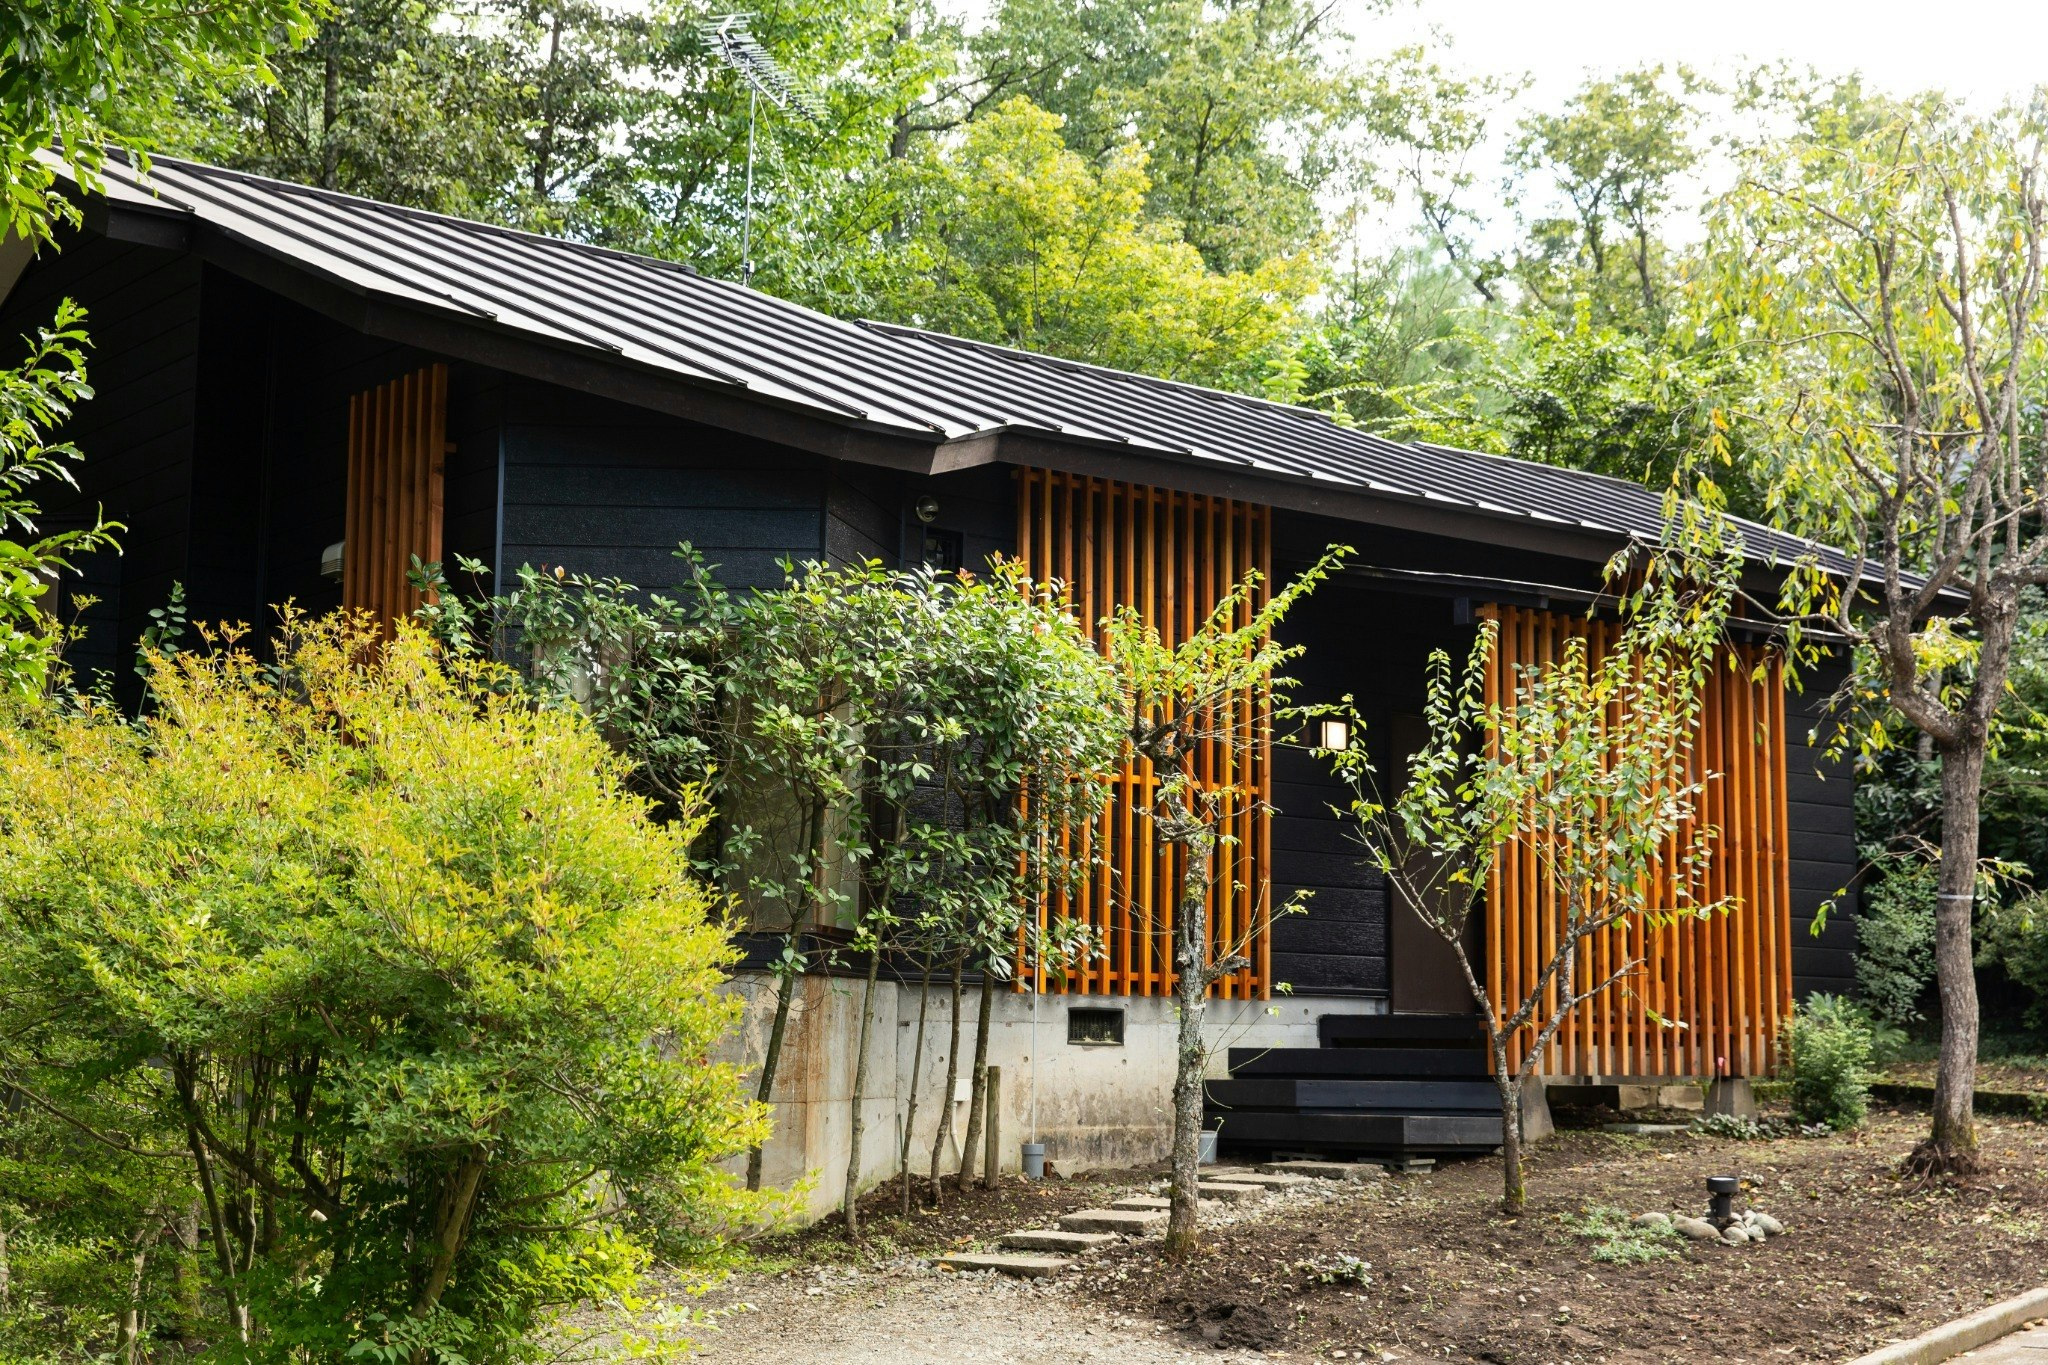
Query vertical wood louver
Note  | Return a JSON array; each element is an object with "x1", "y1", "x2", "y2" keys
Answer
[
  {"x1": 1014, "y1": 467, "x2": 1274, "y2": 1000},
  {"x1": 1479, "y1": 605, "x2": 1794, "y2": 1078},
  {"x1": 343, "y1": 364, "x2": 448, "y2": 629}
]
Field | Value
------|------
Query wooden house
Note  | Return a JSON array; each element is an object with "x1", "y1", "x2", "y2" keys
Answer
[{"x1": 2, "y1": 157, "x2": 1859, "y2": 1205}]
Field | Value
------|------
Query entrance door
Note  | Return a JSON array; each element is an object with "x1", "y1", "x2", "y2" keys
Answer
[{"x1": 1386, "y1": 713, "x2": 1483, "y2": 1014}]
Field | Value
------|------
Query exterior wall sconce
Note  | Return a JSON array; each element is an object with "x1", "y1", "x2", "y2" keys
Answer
[
  {"x1": 1319, "y1": 718, "x2": 1350, "y2": 751},
  {"x1": 320, "y1": 540, "x2": 346, "y2": 583}
]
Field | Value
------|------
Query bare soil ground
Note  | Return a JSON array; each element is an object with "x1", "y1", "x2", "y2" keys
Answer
[
  {"x1": 1089, "y1": 1111, "x2": 2048, "y2": 1362},
  {"x1": 685, "y1": 1104, "x2": 2048, "y2": 1363}
]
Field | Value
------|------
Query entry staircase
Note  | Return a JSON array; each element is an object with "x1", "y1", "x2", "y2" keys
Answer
[{"x1": 1205, "y1": 1013, "x2": 1502, "y2": 1159}]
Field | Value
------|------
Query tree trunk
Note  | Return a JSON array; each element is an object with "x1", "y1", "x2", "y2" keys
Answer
[
  {"x1": 955, "y1": 976, "x2": 995, "y2": 1192},
  {"x1": 0, "y1": 1209, "x2": 9, "y2": 1315},
  {"x1": 1498, "y1": 1044, "x2": 1525, "y2": 1216},
  {"x1": 745, "y1": 957, "x2": 801, "y2": 1192},
  {"x1": 929, "y1": 960, "x2": 964, "y2": 1205},
  {"x1": 1914, "y1": 736, "x2": 1986, "y2": 1174},
  {"x1": 115, "y1": 1211, "x2": 160, "y2": 1365},
  {"x1": 1164, "y1": 826, "x2": 1216, "y2": 1258},
  {"x1": 414, "y1": 1154, "x2": 486, "y2": 1321},
  {"x1": 842, "y1": 950, "x2": 884, "y2": 1240},
  {"x1": 173, "y1": 1201, "x2": 204, "y2": 1353},
  {"x1": 900, "y1": 964, "x2": 933, "y2": 1217}
]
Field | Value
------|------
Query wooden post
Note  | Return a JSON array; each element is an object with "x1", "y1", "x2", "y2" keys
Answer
[{"x1": 982, "y1": 1065, "x2": 1002, "y2": 1189}]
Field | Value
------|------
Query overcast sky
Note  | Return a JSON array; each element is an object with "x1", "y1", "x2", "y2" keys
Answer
[
  {"x1": 1330, "y1": 0, "x2": 2048, "y2": 250},
  {"x1": 1353, "y1": 0, "x2": 2048, "y2": 107}
]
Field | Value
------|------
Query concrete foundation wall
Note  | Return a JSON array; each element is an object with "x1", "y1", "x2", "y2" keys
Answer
[{"x1": 717, "y1": 971, "x2": 1385, "y2": 1222}]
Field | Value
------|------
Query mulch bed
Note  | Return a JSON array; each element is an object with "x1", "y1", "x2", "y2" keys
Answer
[{"x1": 1082, "y1": 1109, "x2": 2048, "y2": 1362}]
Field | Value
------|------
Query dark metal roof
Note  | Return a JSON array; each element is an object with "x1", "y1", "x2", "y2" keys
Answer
[{"x1": 69, "y1": 153, "x2": 1858, "y2": 578}]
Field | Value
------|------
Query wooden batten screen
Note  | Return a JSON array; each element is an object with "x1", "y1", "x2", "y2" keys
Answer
[
  {"x1": 343, "y1": 364, "x2": 448, "y2": 629},
  {"x1": 1481, "y1": 605, "x2": 1795, "y2": 1078},
  {"x1": 1014, "y1": 467, "x2": 1274, "y2": 999}
]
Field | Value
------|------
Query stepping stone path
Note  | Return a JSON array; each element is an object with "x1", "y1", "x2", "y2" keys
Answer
[
  {"x1": 940, "y1": 1170, "x2": 1342, "y2": 1280},
  {"x1": 1257, "y1": 1159, "x2": 1385, "y2": 1182},
  {"x1": 934, "y1": 1252, "x2": 1071, "y2": 1279},
  {"x1": 1193, "y1": 1181, "x2": 1266, "y2": 1202},
  {"x1": 997, "y1": 1229, "x2": 1118, "y2": 1253},
  {"x1": 1058, "y1": 1207, "x2": 1169, "y2": 1235},
  {"x1": 1201, "y1": 1170, "x2": 1310, "y2": 1190}
]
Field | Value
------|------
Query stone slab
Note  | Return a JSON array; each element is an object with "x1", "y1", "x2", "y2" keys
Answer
[
  {"x1": 1257, "y1": 1160, "x2": 1386, "y2": 1182},
  {"x1": 1194, "y1": 1182, "x2": 1267, "y2": 1202},
  {"x1": 935, "y1": 1252, "x2": 1070, "y2": 1278},
  {"x1": 1113, "y1": 1194, "x2": 1222, "y2": 1212},
  {"x1": 997, "y1": 1229, "x2": 1118, "y2": 1253},
  {"x1": 1197, "y1": 1171, "x2": 1309, "y2": 1189},
  {"x1": 1058, "y1": 1207, "x2": 1168, "y2": 1235},
  {"x1": 1602, "y1": 1122, "x2": 1692, "y2": 1136}
]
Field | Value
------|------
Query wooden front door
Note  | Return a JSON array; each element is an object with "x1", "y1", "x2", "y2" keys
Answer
[{"x1": 1386, "y1": 712, "x2": 1482, "y2": 1014}]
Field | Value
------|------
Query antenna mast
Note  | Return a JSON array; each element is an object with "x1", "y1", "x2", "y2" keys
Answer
[{"x1": 700, "y1": 13, "x2": 822, "y2": 288}]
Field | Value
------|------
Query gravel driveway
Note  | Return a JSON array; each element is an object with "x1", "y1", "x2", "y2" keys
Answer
[{"x1": 685, "y1": 1256, "x2": 1284, "y2": 1363}]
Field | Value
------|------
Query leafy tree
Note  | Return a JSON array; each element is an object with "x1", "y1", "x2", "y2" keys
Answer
[
  {"x1": 1105, "y1": 546, "x2": 1346, "y2": 1256},
  {"x1": 1701, "y1": 92, "x2": 2048, "y2": 1174},
  {"x1": 1506, "y1": 66, "x2": 1704, "y2": 330},
  {"x1": 1374, "y1": 303, "x2": 1764, "y2": 516},
  {"x1": 970, "y1": 0, "x2": 1370, "y2": 275},
  {"x1": 1323, "y1": 519, "x2": 1740, "y2": 1215},
  {"x1": 0, "y1": 611, "x2": 766, "y2": 1359},
  {"x1": 875, "y1": 97, "x2": 1314, "y2": 392},
  {"x1": 159, "y1": 0, "x2": 527, "y2": 219}
]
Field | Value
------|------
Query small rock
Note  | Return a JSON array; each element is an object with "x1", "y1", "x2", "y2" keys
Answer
[
  {"x1": 1721, "y1": 1226, "x2": 1751, "y2": 1246},
  {"x1": 1673, "y1": 1216, "x2": 1720, "y2": 1241},
  {"x1": 1631, "y1": 1212, "x2": 1672, "y2": 1228},
  {"x1": 1752, "y1": 1212, "x2": 1784, "y2": 1237}
]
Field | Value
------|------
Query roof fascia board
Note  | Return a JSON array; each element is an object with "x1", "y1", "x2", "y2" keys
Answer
[
  {"x1": 82, "y1": 198, "x2": 193, "y2": 252},
  {"x1": 980, "y1": 432, "x2": 1628, "y2": 566}
]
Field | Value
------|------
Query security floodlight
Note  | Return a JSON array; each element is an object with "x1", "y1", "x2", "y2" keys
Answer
[{"x1": 699, "y1": 14, "x2": 821, "y2": 287}]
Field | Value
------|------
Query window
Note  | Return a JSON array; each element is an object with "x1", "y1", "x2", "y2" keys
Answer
[{"x1": 1068, "y1": 1007, "x2": 1124, "y2": 1046}]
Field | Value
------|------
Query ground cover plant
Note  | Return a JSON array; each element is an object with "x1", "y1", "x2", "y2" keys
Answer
[{"x1": 0, "y1": 613, "x2": 766, "y2": 1360}]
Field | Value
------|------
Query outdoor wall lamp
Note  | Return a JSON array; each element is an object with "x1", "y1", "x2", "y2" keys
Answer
[{"x1": 1319, "y1": 718, "x2": 1350, "y2": 751}]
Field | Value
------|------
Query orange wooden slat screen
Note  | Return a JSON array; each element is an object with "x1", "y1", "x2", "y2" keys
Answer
[
  {"x1": 344, "y1": 363, "x2": 448, "y2": 630},
  {"x1": 1480, "y1": 604, "x2": 1795, "y2": 1078},
  {"x1": 1014, "y1": 468, "x2": 1273, "y2": 999}
]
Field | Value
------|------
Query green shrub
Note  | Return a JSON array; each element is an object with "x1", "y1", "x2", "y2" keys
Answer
[
  {"x1": 0, "y1": 613, "x2": 769, "y2": 1360},
  {"x1": 1856, "y1": 860, "x2": 1938, "y2": 1026},
  {"x1": 1978, "y1": 896, "x2": 2048, "y2": 1033},
  {"x1": 1786, "y1": 994, "x2": 1875, "y2": 1130}
]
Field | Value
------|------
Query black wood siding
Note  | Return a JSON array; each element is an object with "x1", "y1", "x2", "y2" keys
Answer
[
  {"x1": 1786, "y1": 660, "x2": 1859, "y2": 999},
  {"x1": 496, "y1": 385, "x2": 828, "y2": 592},
  {"x1": 0, "y1": 234, "x2": 201, "y2": 684}
]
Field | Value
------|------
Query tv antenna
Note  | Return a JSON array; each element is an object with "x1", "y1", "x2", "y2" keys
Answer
[{"x1": 699, "y1": 13, "x2": 822, "y2": 288}]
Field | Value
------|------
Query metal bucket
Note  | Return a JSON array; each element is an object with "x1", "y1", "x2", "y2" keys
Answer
[{"x1": 1021, "y1": 1142, "x2": 1047, "y2": 1179}]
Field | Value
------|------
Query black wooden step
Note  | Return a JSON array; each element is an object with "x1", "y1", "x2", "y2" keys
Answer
[
  {"x1": 1317, "y1": 1013, "x2": 1486, "y2": 1047},
  {"x1": 1209, "y1": 1110, "x2": 1502, "y2": 1152},
  {"x1": 1206, "y1": 1078, "x2": 1499, "y2": 1113},
  {"x1": 1226, "y1": 1046, "x2": 1488, "y2": 1078}
]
